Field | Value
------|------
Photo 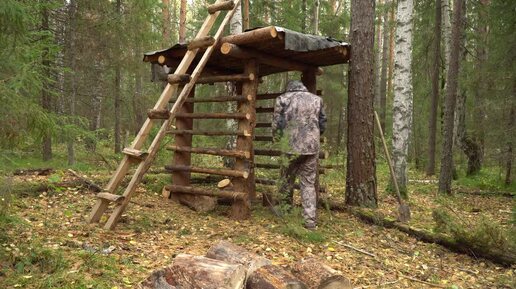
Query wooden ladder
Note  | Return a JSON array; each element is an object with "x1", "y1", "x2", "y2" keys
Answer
[{"x1": 87, "y1": 0, "x2": 241, "y2": 230}]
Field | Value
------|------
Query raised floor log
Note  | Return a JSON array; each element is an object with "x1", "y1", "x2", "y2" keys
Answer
[
  {"x1": 165, "y1": 165, "x2": 249, "y2": 179},
  {"x1": 166, "y1": 185, "x2": 246, "y2": 200},
  {"x1": 176, "y1": 112, "x2": 250, "y2": 120},
  {"x1": 147, "y1": 109, "x2": 171, "y2": 119},
  {"x1": 188, "y1": 36, "x2": 216, "y2": 50},
  {"x1": 167, "y1": 74, "x2": 192, "y2": 84},
  {"x1": 197, "y1": 73, "x2": 255, "y2": 84},
  {"x1": 166, "y1": 145, "x2": 251, "y2": 159},
  {"x1": 246, "y1": 264, "x2": 307, "y2": 289},
  {"x1": 168, "y1": 129, "x2": 251, "y2": 137},
  {"x1": 139, "y1": 254, "x2": 246, "y2": 289},
  {"x1": 290, "y1": 258, "x2": 352, "y2": 289},
  {"x1": 170, "y1": 95, "x2": 250, "y2": 103},
  {"x1": 221, "y1": 26, "x2": 279, "y2": 46},
  {"x1": 206, "y1": 240, "x2": 271, "y2": 276}
]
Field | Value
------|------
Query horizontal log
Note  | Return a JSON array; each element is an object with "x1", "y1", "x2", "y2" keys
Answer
[
  {"x1": 255, "y1": 163, "x2": 326, "y2": 174},
  {"x1": 168, "y1": 129, "x2": 251, "y2": 137},
  {"x1": 147, "y1": 109, "x2": 170, "y2": 119},
  {"x1": 197, "y1": 73, "x2": 255, "y2": 84},
  {"x1": 166, "y1": 185, "x2": 246, "y2": 200},
  {"x1": 188, "y1": 36, "x2": 216, "y2": 50},
  {"x1": 122, "y1": 148, "x2": 148, "y2": 160},
  {"x1": 175, "y1": 112, "x2": 251, "y2": 120},
  {"x1": 247, "y1": 264, "x2": 307, "y2": 289},
  {"x1": 167, "y1": 145, "x2": 251, "y2": 159},
  {"x1": 254, "y1": 135, "x2": 327, "y2": 144},
  {"x1": 254, "y1": 149, "x2": 328, "y2": 159},
  {"x1": 255, "y1": 122, "x2": 272, "y2": 128},
  {"x1": 256, "y1": 107, "x2": 274, "y2": 114},
  {"x1": 207, "y1": 0, "x2": 235, "y2": 14},
  {"x1": 291, "y1": 258, "x2": 352, "y2": 289},
  {"x1": 206, "y1": 241, "x2": 272, "y2": 276},
  {"x1": 13, "y1": 168, "x2": 54, "y2": 176},
  {"x1": 165, "y1": 165, "x2": 249, "y2": 179},
  {"x1": 221, "y1": 26, "x2": 279, "y2": 46},
  {"x1": 167, "y1": 73, "x2": 192, "y2": 84},
  {"x1": 97, "y1": 192, "x2": 125, "y2": 204},
  {"x1": 256, "y1": 90, "x2": 322, "y2": 101},
  {"x1": 170, "y1": 95, "x2": 251, "y2": 103},
  {"x1": 221, "y1": 43, "x2": 323, "y2": 75}
]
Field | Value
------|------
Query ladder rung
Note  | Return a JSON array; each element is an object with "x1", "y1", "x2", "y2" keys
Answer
[
  {"x1": 167, "y1": 74, "x2": 192, "y2": 84},
  {"x1": 167, "y1": 145, "x2": 251, "y2": 159},
  {"x1": 207, "y1": 0, "x2": 235, "y2": 14},
  {"x1": 254, "y1": 149, "x2": 328, "y2": 159},
  {"x1": 166, "y1": 184, "x2": 246, "y2": 200},
  {"x1": 255, "y1": 122, "x2": 272, "y2": 128},
  {"x1": 165, "y1": 165, "x2": 249, "y2": 179},
  {"x1": 175, "y1": 112, "x2": 251, "y2": 120},
  {"x1": 169, "y1": 95, "x2": 251, "y2": 104},
  {"x1": 188, "y1": 36, "x2": 216, "y2": 50},
  {"x1": 197, "y1": 73, "x2": 255, "y2": 84},
  {"x1": 254, "y1": 135, "x2": 273, "y2": 142},
  {"x1": 168, "y1": 129, "x2": 251, "y2": 137},
  {"x1": 122, "y1": 148, "x2": 148, "y2": 160},
  {"x1": 147, "y1": 109, "x2": 171, "y2": 119},
  {"x1": 256, "y1": 107, "x2": 274, "y2": 114},
  {"x1": 97, "y1": 192, "x2": 125, "y2": 204}
]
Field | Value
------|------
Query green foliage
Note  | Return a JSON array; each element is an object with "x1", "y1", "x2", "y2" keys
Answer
[{"x1": 275, "y1": 207, "x2": 325, "y2": 243}]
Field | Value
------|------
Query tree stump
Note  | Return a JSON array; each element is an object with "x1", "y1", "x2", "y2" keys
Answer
[
  {"x1": 290, "y1": 258, "x2": 352, "y2": 289},
  {"x1": 140, "y1": 254, "x2": 246, "y2": 289},
  {"x1": 246, "y1": 264, "x2": 308, "y2": 289},
  {"x1": 206, "y1": 240, "x2": 271, "y2": 275}
]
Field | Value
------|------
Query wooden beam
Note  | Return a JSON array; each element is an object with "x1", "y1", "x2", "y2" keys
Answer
[
  {"x1": 168, "y1": 129, "x2": 251, "y2": 137},
  {"x1": 197, "y1": 73, "x2": 255, "y2": 84},
  {"x1": 168, "y1": 74, "x2": 192, "y2": 84},
  {"x1": 167, "y1": 145, "x2": 251, "y2": 159},
  {"x1": 175, "y1": 112, "x2": 251, "y2": 120},
  {"x1": 147, "y1": 109, "x2": 171, "y2": 119},
  {"x1": 188, "y1": 36, "x2": 216, "y2": 50},
  {"x1": 97, "y1": 192, "x2": 125, "y2": 204},
  {"x1": 207, "y1": 0, "x2": 235, "y2": 14},
  {"x1": 254, "y1": 149, "x2": 328, "y2": 159},
  {"x1": 256, "y1": 90, "x2": 323, "y2": 101},
  {"x1": 221, "y1": 26, "x2": 279, "y2": 45},
  {"x1": 122, "y1": 148, "x2": 148, "y2": 160},
  {"x1": 166, "y1": 185, "x2": 246, "y2": 200},
  {"x1": 165, "y1": 165, "x2": 249, "y2": 179},
  {"x1": 170, "y1": 95, "x2": 251, "y2": 103},
  {"x1": 221, "y1": 43, "x2": 323, "y2": 75}
]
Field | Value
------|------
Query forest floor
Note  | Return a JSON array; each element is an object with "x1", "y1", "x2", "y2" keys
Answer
[{"x1": 0, "y1": 161, "x2": 515, "y2": 289}]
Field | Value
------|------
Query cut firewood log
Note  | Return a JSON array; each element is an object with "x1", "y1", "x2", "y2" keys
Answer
[
  {"x1": 246, "y1": 264, "x2": 308, "y2": 289},
  {"x1": 290, "y1": 258, "x2": 352, "y2": 289},
  {"x1": 217, "y1": 179, "x2": 232, "y2": 189},
  {"x1": 140, "y1": 254, "x2": 246, "y2": 289},
  {"x1": 206, "y1": 240, "x2": 271, "y2": 276}
]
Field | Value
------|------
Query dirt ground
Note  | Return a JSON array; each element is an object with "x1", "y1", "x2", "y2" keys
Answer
[{"x1": 0, "y1": 172, "x2": 515, "y2": 289}]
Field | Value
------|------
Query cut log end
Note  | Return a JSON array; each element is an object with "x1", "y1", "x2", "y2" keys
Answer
[
  {"x1": 158, "y1": 55, "x2": 166, "y2": 64},
  {"x1": 220, "y1": 42, "x2": 232, "y2": 55},
  {"x1": 207, "y1": 0, "x2": 235, "y2": 14},
  {"x1": 218, "y1": 178, "x2": 232, "y2": 189}
]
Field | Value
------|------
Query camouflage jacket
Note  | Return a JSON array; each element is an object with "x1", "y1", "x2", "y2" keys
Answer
[{"x1": 272, "y1": 81, "x2": 327, "y2": 155}]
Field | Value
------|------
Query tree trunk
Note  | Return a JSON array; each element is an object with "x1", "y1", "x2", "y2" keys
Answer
[
  {"x1": 290, "y1": 258, "x2": 352, "y2": 289},
  {"x1": 206, "y1": 240, "x2": 271, "y2": 276},
  {"x1": 427, "y1": 0, "x2": 442, "y2": 176},
  {"x1": 345, "y1": 0, "x2": 377, "y2": 207},
  {"x1": 387, "y1": 3, "x2": 395, "y2": 100},
  {"x1": 506, "y1": 98, "x2": 515, "y2": 185},
  {"x1": 379, "y1": 2, "x2": 390, "y2": 132},
  {"x1": 302, "y1": 0, "x2": 307, "y2": 33},
  {"x1": 438, "y1": 0, "x2": 464, "y2": 194},
  {"x1": 391, "y1": 0, "x2": 414, "y2": 194},
  {"x1": 313, "y1": 0, "x2": 320, "y2": 35},
  {"x1": 66, "y1": 0, "x2": 78, "y2": 166},
  {"x1": 374, "y1": 0, "x2": 383, "y2": 108},
  {"x1": 243, "y1": 0, "x2": 250, "y2": 30},
  {"x1": 162, "y1": 0, "x2": 171, "y2": 43},
  {"x1": 114, "y1": 0, "x2": 122, "y2": 154},
  {"x1": 179, "y1": 0, "x2": 187, "y2": 42},
  {"x1": 41, "y1": 1, "x2": 52, "y2": 161}
]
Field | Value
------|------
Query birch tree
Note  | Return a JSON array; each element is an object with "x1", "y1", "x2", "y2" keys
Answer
[{"x1": 391, "y1": 0, "x2": 414, "y2": 194}]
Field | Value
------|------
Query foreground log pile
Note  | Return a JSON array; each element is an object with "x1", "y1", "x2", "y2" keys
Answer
[{"x1": 139, "y1": 240, "x2": 352, "y2": 289}]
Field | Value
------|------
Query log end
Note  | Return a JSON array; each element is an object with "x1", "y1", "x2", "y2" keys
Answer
[
  {"x1": 158, "y1": 55, "x2": 166, "y2": 65},
  {"x1": 220, "y1": 42, "x2": 232, "y2": 55},
  {"x1": 218, "y1": 178, "x2": 232, "y2": 189},
  {"x1": 269, "y1": 26, "x2": 278, "y2": 38}
]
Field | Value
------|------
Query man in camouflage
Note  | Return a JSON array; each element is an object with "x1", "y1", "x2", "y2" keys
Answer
[{"x1": 272, "y1": 80, "x2": 327, "y2": 229}]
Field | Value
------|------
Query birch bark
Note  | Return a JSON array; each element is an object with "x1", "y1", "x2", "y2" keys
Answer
[{"x1": 391, "y1": 0, "x2": 414, "y2": 194}]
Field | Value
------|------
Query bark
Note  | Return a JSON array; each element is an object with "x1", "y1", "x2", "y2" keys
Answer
[
  {"x1": 302, "y1": 0, "x2": 307, "y2": 33},
  {"x1": 505, "y1": 92, "x2": 515, "y2": 185},
  {"x1": 113, "y1": 0, "x2": 122, "y2": 154},
  {"x1": 379, "y1": 2, "x2": 390, "y2": 132},
  {"x1": 162, "y1": 0, "x2": 171, "y2": 42},
  {"x1": 391, "y1": 0, "x2": 414, "y2": 193},
  {"x1": 41, "y1": 1, "x2": 52, "y2": 161},
  {"x1": 346, "y1": 0, "x2": 377, "y2": 207},
  {"x1": 438, "y1": 0, "x2": 464, "y2": 194},
  {"x1": 243, "y1": 0, "x2": 250, "y2": 30},
  {"x1": 246, "y1": 265, "x2": 307, "y2": 289},
  {"x1": 313, "y1": 0, "x2": 320, "y2": 35},
  {"x1": 442, "y1": 0, "x2": 452, "y2": 78},
  {"x1": 179, "y1": 0, "x2": 187, "y2": 42},
  {"x1": 387, "y1": 4, "x2": 395, "y2": 100},
  {"x1": 374, "y1": 0, "x2": 383, "y2": 107},
  {"x1": 427, "y1": 0, "x2": 442, "y2": 176}
]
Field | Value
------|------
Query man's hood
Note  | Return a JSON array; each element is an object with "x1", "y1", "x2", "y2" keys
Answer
[{"x1": 285, "y1": 80, "x2": 308, "y2": 93}]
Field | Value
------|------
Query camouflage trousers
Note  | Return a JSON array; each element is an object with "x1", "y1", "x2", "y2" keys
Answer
[{"x1": 279, "y1": 154, "x2": 318, "y2": 227}]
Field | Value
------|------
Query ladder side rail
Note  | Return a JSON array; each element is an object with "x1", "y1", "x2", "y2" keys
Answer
[{"x1": 104, "y1": 0, "x2": 242, "y2": 230}]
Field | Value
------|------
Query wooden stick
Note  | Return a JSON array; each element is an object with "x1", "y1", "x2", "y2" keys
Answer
[
  {"x1": 187, "y1": 36, "x2": 216, "y2": 50},
  {"x1": 221, "y1": 43, "x2": 323, "y2": 75},
  {"x1": 67, "y1": 169, "x2": 102, "y2": 192},
  {"x1": 166, "y1": 185, "x2": 246, "y2": 200},
  {"x1": 400, "y1": 274, "x2": 446, "y2": 288},
  {"x1": 147, "y1": 109, "x2": 171, "y2": 119},
  {"x1": 167, "y1": 145, "x2": 251, "y2": 159},
  {"x1": 170, "y1": 95, "x2": 250, "y2": 103},
  {"x1": 165, "y1": 165, "x2": 249, "y2": 179},
  {"x1": 340, "y1": 243, "x2": 376, "y2": 258},
  {"x1": 168, "y1": 129, "x2": 251, "y2": 137},
  {"x1": 197, "y1": 73, "x2": 255, "y2": 84},
  {"x1": 207, "y1": 0, "x2": 235, "y2": 14},
  {"x1": 175, "y1": 112, "x2": 250, "y2": 119},
  {"x1": 167, "y1": 74, "x2": 192, "y2": 84},
  {"x1": 220, "y1": 26, "x2": 279, "y2": 45}
]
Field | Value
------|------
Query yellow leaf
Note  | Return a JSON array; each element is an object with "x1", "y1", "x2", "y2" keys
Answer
[{"x1": 327, "y1": 247, "x2": 335, "y2": 252}]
